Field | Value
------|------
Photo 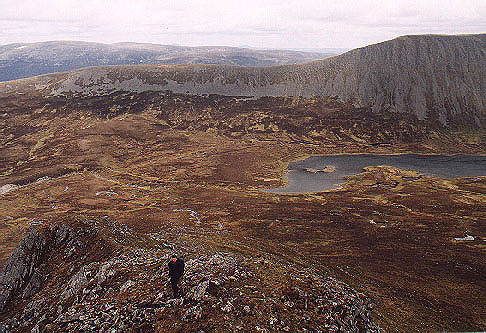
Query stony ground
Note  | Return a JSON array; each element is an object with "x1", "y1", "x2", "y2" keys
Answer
[
  {"x1": 0, "y1": 92, "x2": 485, "y2": 330},
  {"x1": 0, "y1": 221, "x2": 379, "y2": 331}
]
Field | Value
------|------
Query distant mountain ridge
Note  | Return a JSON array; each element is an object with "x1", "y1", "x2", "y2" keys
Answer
[
  {"x1": 2, "y1": 34, "x2": 485, "y2": 128},
  {"x1": 0, "y1": 41, "x2": 335, "y2": 82}
]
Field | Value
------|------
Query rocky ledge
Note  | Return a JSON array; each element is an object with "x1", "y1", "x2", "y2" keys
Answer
[{"x1": 0, "y1": 221, "x2": 381, "y2": 332}]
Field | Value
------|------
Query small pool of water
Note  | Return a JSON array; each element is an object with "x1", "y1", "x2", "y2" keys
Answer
[{"x1": 270, "y1": 154, "x2": 486, "y2": 193}]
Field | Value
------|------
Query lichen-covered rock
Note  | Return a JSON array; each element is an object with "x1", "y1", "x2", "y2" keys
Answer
[
  {"x1": 182, "y1": 305, "x2": 203, "y2": 321},
  {"x1": 96, "y1": 263, "x2": 115, "y2": 285},
  {"x1": 119, "y1": 280, "x2": 136, "y2": 293},
  {"x1": 61, "y1": 266, "x2": 89, "y2": 300},
  {"x1": 0, "y1": 229, "x2": 47, "y2": 311},
  {"x1": 187, "y1": 280, "x2": 210, "y2": 301}
]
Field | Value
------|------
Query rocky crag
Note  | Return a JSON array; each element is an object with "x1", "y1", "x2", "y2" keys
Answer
[
  {"x1": 0, "y1": 220, "x2": 380, "y2": 331},
  {"x1": 2, "y1": 34, "x2": 485, "y2": 127}
]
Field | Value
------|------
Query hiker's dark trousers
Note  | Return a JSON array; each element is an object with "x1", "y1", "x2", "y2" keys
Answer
[{"x1": 170, "y1": 277, "x2": 180, "y2": 296}]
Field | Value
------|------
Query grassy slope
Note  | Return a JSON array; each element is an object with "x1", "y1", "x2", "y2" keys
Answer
[{"x1": 0, "y1": 91, "x2": 485, "y2": 330}]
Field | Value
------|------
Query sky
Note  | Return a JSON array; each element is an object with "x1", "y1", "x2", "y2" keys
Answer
[{"x1": 1, "y1": 0, "x2": 485, "y2": 49}]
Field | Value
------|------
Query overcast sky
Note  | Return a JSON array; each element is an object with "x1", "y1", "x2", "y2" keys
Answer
[{"x1": 1, "y1": 0, "x2": 485, "y2": 49}]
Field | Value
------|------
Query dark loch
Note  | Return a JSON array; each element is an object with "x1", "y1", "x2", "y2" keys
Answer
[{"x1": 271, "y1": 154, "x2": 486, "y2": 193}]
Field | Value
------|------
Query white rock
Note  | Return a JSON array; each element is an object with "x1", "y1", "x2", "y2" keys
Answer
[
  {"x1": 454, "y1": 234, "x2": 475, "y2": 241},
  {"x1": 120, "y1": 280, "x2": 136, "y2": 293},
  {"x1": 0, "y1": 184, "x2": 18, "y2": 195},
  {"x1": 221, "y1": 301, "x2": 233, "y2": 312}
]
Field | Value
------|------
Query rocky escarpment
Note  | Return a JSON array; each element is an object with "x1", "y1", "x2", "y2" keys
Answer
[
  {"x1": 0, "y1": 224, "x2": 111, "y2": 315},
  {"x1": 334, "y1": 34, "x2": 486, "y2": 127},
  {"x1": 0, "y1": 229, "x2": 47, "y2": 312},
  {"x1": 0, "y1": 221, "x2": 381, "y2": 332},
  {"x1": 2, "y1": 34, "x2": 484, "y2": 128}
]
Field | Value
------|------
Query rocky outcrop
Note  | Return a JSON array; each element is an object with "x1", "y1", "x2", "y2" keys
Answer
[
  {"x1": 0, "y1": 229, "x2": 47, "y2": 312},
  {"x1": 3, "y1": 34, "x2": 483, "y2": 128},
  {"x1": 0, "y1": 223, "x2": 381, "y2": 332},
  {"x1": 0, "y1": 224, "x2": 103, "y2": 314}
]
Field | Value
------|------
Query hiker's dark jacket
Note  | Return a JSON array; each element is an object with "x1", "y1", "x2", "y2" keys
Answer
[{"x1": 168, "y1": 258, "x2": 184, "y2": 280}]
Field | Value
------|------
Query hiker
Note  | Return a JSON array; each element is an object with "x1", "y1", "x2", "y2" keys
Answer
[{"x1": 168, "y1": 255, "x2": 185, "y2": 297}]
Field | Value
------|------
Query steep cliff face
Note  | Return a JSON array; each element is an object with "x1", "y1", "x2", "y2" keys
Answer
[
  {"x1": 338, "y1": 34, "x2": 486, "y2": 126},
  {"x1": 2, "y1": 34, "x2": 485, "y2": 127}
]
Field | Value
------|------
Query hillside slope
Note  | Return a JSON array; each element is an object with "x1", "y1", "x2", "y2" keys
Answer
[
  {"x1": 0, "y1": 41, "x2": 334, "y2": 82},
  {"x1": 3, "y1": 34, "x2": 484, "y2": 127},
  {"x1": 0, "y1": 91, "x2": 485, "y2": 331}
]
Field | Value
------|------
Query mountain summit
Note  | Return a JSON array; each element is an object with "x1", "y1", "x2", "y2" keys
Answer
[{"x1": 3, "y1": 34, "x2": 485, "y2": 128}]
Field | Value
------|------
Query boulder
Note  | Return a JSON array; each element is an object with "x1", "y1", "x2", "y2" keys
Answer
[{"x1": 187, "y1": 281, "x2": 210, "y2": 301}]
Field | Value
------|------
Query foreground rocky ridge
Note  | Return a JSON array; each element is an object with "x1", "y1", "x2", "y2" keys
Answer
[
  {"x1": 2, "y1": 34, "x2": 485, "y2": 127},
  {"x1": 0, "y1": 221, "x2": 380, "y2": 331},
  {"x1": 0, "y1": 224, "x2": 107, "y2": 313}
]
